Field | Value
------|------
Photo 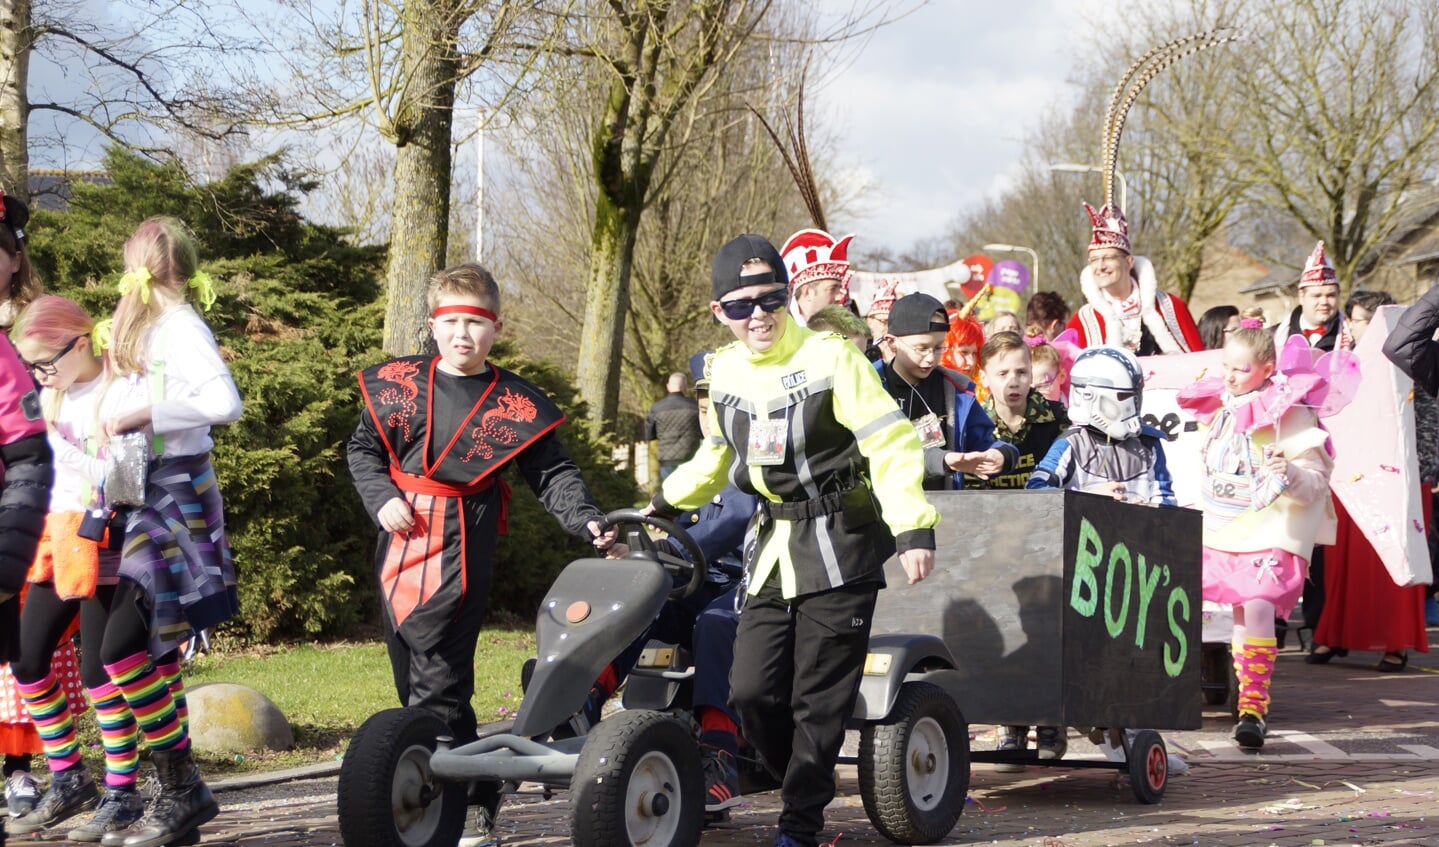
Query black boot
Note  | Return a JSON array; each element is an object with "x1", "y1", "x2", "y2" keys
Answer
[
  {"x1": 9, "y1": 766, "x2": 100, "y2": 834},
  {"x1": 105, "y1": 747, "x2": 218, "y2": 847}
]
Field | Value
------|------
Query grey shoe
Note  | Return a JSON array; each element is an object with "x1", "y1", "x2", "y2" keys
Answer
[
  {"x1": 9, "y1": 767, "x2": 100, "y2": 834},
  {"x1": 69, "y1": 786, "x2": 147, "y2": 842}
]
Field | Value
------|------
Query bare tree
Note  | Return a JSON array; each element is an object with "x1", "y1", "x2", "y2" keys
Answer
[
  {"x1": 1231, "y1": 0, "x2": 1439, "y2": 293},
  {"x1": 487, "y1": 12, "x2": 826, "y2": 423},
  {"x1": 1, "y1": 0, "x2": 253, "y2": 200},
  {"x1": 568, "y1": 0, "x2": 774, "y2": 429},
  {"x1": 243, "y1": 0, "x2": 563, "y2": 355}
]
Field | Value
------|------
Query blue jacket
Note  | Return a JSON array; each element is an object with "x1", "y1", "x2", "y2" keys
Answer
[
  {"x1": 874, "y1": 360, "x2": 1017, "y2": 489},
  {"x1": 664, "y1": 485, "x2": 758, "y2": 585}
]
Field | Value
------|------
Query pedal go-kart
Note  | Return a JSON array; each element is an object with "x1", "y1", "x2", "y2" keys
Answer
[{"x1": 336, "y1": 508, "x2": 972, "y2": 847}]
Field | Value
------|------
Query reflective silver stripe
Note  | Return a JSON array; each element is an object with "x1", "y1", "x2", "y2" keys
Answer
[
  {"x1": 721, "y1": 404, "x2": 743, "y2": 486},
  {"x1": 853, "y1": 408, "x2": 906, "y2": 441},
  {"x1": 765, "y1": 376, "x2": 834, "y2": 416},
  {"x1": 812, "y1": 514, "x2": 844, "y2": 588},
  {"x1": 711, "y1": 391, "x2": 754, "y2": 415}
]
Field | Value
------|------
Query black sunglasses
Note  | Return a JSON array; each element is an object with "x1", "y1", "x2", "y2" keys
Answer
[
  {"x1": 23, "y1": 336, "x2": 81, "y2": 377},
  {"x1": 717, "y1": 289, "x2": 788, "y2": 321}
]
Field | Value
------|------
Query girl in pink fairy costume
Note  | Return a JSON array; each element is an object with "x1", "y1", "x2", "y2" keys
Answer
[{"x1": 1179, "y1": 320, "x2": 1355, "y2": 751}]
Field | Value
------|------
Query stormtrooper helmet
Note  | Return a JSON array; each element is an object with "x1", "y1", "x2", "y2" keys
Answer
[{"x1": 1069, "y1": 346, "x2": 1145, "y2": 440}]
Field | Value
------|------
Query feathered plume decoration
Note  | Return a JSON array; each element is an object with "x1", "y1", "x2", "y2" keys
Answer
[
  {"x1": 1100, "y1": 28, "x2": 1240, "y2": 209},
  {"x1": 749, "y1": 68, "x2": 827, "y2": 231}
]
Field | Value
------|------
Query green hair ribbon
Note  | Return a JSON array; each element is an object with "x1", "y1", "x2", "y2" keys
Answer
[
  {"x1": 91, "y1": 319, "x2": 113, "y2": 353},
  {"x1": 117, "y1": 268, "x2": 153, "y2": 303},
  {"x1": 189, "y1": 271, "x2": 217, "y2": 312}
]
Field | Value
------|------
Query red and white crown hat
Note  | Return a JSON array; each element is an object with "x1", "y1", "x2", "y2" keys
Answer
[
  {"x1": 1084, "y1": 202, "x2": 1131, "y2": 255},
  {"x1": 781, "y1": 228, "x2": 855, "y2": 292},
  {"x1": 1299, "y1": 240, "x2": 1337, "y2": 288},
  {"x1": 867, "y1": 278, "x2": 901, "y2": 318}
]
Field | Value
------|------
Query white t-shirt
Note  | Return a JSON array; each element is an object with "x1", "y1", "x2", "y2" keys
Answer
[
  {"x1": 144, "y1": 305, "x2": 243, "y2": 458},
  {"x1": 45, "y1": 372, "x2": 146, "y2": 512}
]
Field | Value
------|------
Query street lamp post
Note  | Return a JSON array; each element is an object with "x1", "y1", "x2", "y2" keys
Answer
[
  {"x1": 983, "y1": 243, "x2": 1040, "y2": 295},
  {"x1": 1050, "y1": 162, "x2": 1127, "y2": 216}
]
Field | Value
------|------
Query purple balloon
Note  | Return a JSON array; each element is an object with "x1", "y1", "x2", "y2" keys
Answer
[{"x1": 988, "y1": 259, "x2": 1031, "y2": 293}]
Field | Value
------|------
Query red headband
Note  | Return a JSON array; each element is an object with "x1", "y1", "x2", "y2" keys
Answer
[{"x1": 432, "y1": 305, "x2": 497, "y2": 321}]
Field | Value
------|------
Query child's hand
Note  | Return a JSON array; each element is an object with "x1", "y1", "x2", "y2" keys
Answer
[
  {"x1": 377, "y1": 497, "x2": 415, "y2": 534},
  {"x1": 588, "y1": 520, "x2": 622, "y2": 555},
  {"x1": 1263, "y1": 445, "x2": 1289, "y2": 484},
  {"x1": 1084, "y1": 481, "x2": 1127, "y2": 500},
  {"x1": 945, "y1": 450, "x2": 1004, "y2": 477},
  {"x1": 100, "y1": 406, "x2": 153, "y2": 440},
  {"x1": 898, "y1": 548, "x2": 935, "y2": 585}
]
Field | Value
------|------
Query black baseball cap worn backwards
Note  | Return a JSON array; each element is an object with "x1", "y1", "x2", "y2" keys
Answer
[
  {"x1": 712, "y1": 234, "x2": 788, "y2": 300},
  {"x1": 887, "y1": 293, "x2": 949, "y2": 337}
]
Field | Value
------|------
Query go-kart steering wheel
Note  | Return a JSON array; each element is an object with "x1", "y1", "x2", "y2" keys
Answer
[{"x1": 598, "y1": 508, "x2": 709, "y2": 600}]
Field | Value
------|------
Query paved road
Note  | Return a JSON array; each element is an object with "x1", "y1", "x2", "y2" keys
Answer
[{"x1": 17, "y1": 638, "x2": 1439, "y2": 846}]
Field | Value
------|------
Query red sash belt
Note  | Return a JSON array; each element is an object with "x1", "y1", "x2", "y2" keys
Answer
[{"x1": 389, "y1": 467, "x2": 512, "y2": 533}]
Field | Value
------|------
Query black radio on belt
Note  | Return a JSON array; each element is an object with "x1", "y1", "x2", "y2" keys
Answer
[
  {"x1": 77, "y1": 508, "x2": 127, "y2": 550},
  {"x1": 77, "y1": 508, "x2": 113, "y2": 541}
]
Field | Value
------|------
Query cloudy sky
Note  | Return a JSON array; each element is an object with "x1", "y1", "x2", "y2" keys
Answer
[{"x1": 811, "y1": 0, "x2": 1108, "y2": 254}]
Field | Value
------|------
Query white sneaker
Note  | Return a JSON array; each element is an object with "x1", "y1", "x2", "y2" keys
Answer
[
  {"x1": 1035, "y1": 726, "x2": 1068, "y2": 760},
  {"x1": 993, "y1": 725, "x2": 1028, "y2": 773},
  {"x1": 5, "y1": 770, "x2": 40, "y2": 818}
]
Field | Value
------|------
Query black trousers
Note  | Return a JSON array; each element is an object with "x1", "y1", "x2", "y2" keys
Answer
[
  {"x1": 12, "y1": 582, "x2": 119, "y2": 688},
  {"x1": 384, "y1": 579, "x2": 491, "y2": 745},
  {"x1": 729, "y1": 579, "x2": 877, "y2": 844}
]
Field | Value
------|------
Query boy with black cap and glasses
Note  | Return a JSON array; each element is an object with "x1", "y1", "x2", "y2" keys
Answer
[
  {"x1": 877, "y1": 292, "x2": 1015, "y2": 489},
  {"x1": 644, "y1": 234, "x2": 938, "y2": 847}
]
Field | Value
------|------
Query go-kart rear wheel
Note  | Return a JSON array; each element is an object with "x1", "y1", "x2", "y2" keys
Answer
[
  {"x1": 338, "y1": 708, "x2": 467, "y2": 847},
  {"x1": 571, "y1": 710, "x2": 703, "y2": 847},
  {"x1": 858, "y1": 681, "x2": 969, "y2": 844},
  {"x1": 1127, "y1": 729, "x2": 1167, "y2": 804}
]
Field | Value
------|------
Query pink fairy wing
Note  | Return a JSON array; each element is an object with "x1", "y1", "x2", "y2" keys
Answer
[
  {"x1": 1309, "y1": 348, "x2": 1362, "y2": 418},
  {"x1": 1277, "y1": 334, "x2": 1317, "y2": 377},
  {"x1": 1239, "y1": 373, "x2": 1325, "y2": 434},
  {"x1": 1175, "y1": 376, "x2": 1226, "y2": 424}
]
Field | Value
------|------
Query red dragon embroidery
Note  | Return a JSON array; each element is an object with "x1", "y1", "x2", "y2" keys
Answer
[
  {"x1": 464, "y1": 388, "x2": 538, "y2": 461},
  {"x1": 376, "y1": 361, "x2": 421, "y2": 442}
]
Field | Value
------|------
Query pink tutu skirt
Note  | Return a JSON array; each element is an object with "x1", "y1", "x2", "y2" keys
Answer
[{"x1": 1202, "y1": 546, "x2": 1308, "y2": 618}]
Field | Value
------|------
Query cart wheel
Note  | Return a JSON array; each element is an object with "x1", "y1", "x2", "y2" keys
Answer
[
  {"x1": 1126, "y1": 729, "x2": 1167, "y2": 804},
  {"x1": 571, "y1": 710, "x2": 703, "y2": 847},
  {"x1": 1200, "y1": 644, "x2": 1230, "y2": 706},
  {"x1": 338, "y1": 708, "x2": 467, "y2": 847},
  {"x1": 858, "y1": 681, "x2": 969, "y2": 844}
]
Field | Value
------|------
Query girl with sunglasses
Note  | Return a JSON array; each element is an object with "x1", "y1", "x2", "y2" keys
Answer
[{"x1": 9, "y1": 296, "x2": 149, "y2": 840}]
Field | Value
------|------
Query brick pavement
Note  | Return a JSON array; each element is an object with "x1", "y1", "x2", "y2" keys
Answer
[{"x1": 20, "y1": 638, "x2": 1439, "y2": 847}]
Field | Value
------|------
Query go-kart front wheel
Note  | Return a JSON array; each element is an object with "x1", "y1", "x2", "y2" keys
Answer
[
  {"x1": 571, "y1": 710, "x2": 704, "y2": 847},
  {"x1": 858, "y1": 681, "x2": 969, "y2": 844},
  {"x1": 338, "y1": 708, "x2": 467, "y2": 847}
]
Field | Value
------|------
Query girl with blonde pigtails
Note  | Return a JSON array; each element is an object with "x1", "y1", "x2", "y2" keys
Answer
[{"x1": 84, "y1": 217, "x2": 241, "y2": 847}]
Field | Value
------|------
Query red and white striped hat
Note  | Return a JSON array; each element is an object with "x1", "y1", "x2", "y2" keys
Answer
[
  {"x1": 1084, "y1": 203, "x2": 1131, "y2": 255},
  {"x1": 1299, "y1": 240, "x2": 1337, "y2": 288},
  {"x1": 781, "y1": 228, "x2": 854, "y2": 293}
]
